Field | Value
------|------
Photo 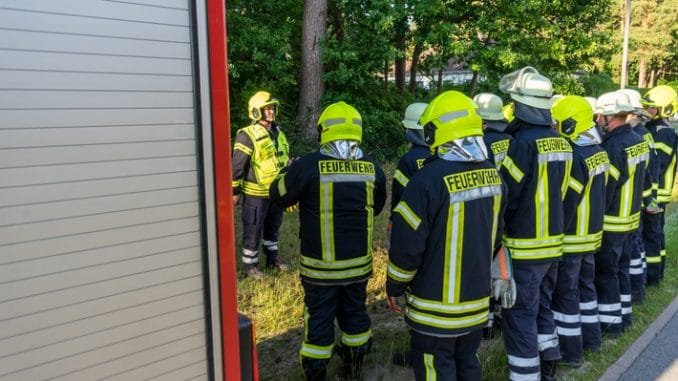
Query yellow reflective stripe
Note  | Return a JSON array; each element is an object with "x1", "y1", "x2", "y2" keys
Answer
[
  {"x1": 320, "y1": 182, "x2": 335, "y2": 261},
  {"x1": 394, "y1": 201, "x2": 422, "y2": 230},
  {"x1": 563, "y1": 231, "x2": 602, "y2": 243},
  {"x1": 232, "y1": 179, "x2": 242, "y2": 188},
  {"x1": 341, "y1": 329, "x2": 371, "y2": 346},
  {"x1": 568, "y1": 177, "x2": 584, "y2": 193},
  {"x1": 643, "y1": 187, "x2": 653, "y2": 198},
  {"x1": 660, "y1": 249, "x2": 666, "y2": 257},
  {"x1": 502, "y1": 155, "x2": 525, "y2": 183},
  {"x1": 562, "y1": 158, "x2": 573, "y2": 200},
  {"x1": 658, "y1": 155, "x2": 677, "y2": 202},
  {"x1": 393, "y1": 169, "x2": 409, "y2": 187},
  {"x1": 646, "y1": 256, "x2": 662, "y2": 264},
  {"x1": 504, "y1": 235, "x2": 563, "y2": 248},
  {"x1": 576, "y1": 181, "x2": 592, "y2": 236},
  {"x1": 366, "y1": 180, "x2": 375, "y2": 255},
  {"x1": 301, "y1": 254, "x2": 372, "y2": 269},
  {"x1": 509, "y1": 246, "x2": 563, "y2": 260},
  {"x1": 443, "y1": 203, "x2": 464, "y2": 303},
  {"x1": 563, "y1": 241, "x2": 601, "y2": 253},
  {"x1": 407, "y1": 295, "x2": 489, "y2": 314},
  {"x1": 277, "y1": 173, "x2": 287, "y2": 196},
  {"x1": 242, "y1": 181, "x2": 270, "y2": 196},
  {"x1": 491, "y1": 193, "x2": 502, "y2": 251},
  {"x1": 535, "y1": 162, "x2": 549, "y2": 237},
  {"x1": 233, "y1": 142, "x2": 253, "y2": 156},
  {"x1": 406, "y1": 307, "x2": 488, "y2": 330},
  {"x1": 424, "y1": 353, "x2": 437, "y2": 381},
  {"x1": 300, "y1": 342, "x2": 334, "y2": 359},
  {"x1": 387, "y1": 261, "x2": 416, "y2": 282},
  {"x1": 300, "y1": 264, "x2": 371, "y2": 280},
  {"x1": 620, "y1": 164, "x2": 636, "y2": 217},
  {"x1": 655, "y1": 142, "x2": 673, "y2": 155},
  {"x1": 609, "y1": 165, "x2": 620, "y2": 180},
  {"x1": 603, "y1": 213, "x2": 640, "y2": 224}
]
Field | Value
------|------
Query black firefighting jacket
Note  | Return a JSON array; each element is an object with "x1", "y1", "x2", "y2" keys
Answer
[
  {"x1": 499, "y1": 120, "x2": 573, "y2": 262},
  {"x1": 647, "y1": 118, "x2": 678, "y2": 204},
  {"x1": 391, "y1": 145, "x2": 431, "y2": 213},
  {"x1": 387, "y1": 157, "x2": 506, "y2": 337},
  {"x1": 269, "y1": 151, "x2": 386, "y2": 284},
  {"x1": 483, "y1": 128, "x2": 513, "y2": 169},
  {"x1": 633, "y1": 123, "x2": 657, "y2": 204},
  {"x1": 562, "y1": 143, "x2": 609, "y2": 255},
  {"x1": 601, "y1": 124, "x2": 649, "y2": 234}
]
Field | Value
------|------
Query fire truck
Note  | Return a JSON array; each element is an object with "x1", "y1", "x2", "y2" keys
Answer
[{"x1": 0, "y1": 1, "x2": 254, "y2": 379}]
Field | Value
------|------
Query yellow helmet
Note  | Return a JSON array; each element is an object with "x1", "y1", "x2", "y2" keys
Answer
[
  {"x1": 642, "y1": 85, "x2": 677, "y2": 119},
  {"x1": 419, "y1": 90, "x2": 482, "y2": 148},
  {"x1": 248, "y1": 91, "x2": 279, "y2": 120},
  {"x1": 317, "y1": 101, "x2": 363, "y2": 144},
  {"x1": 552, "y1": 96, "x2": 595, "y2": 139},
  {"x1": 502, "y1": 103, "x2": 515, "y2": 122}
]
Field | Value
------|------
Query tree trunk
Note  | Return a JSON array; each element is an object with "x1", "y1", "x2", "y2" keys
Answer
[
  {"x1": 299, "y1": 0, "x2": 327, "y2": 140},
  {"x1": 468, "y1": 70, "x2": 479, "y2": 96},
  {"x1": 648, "y1": 67, "x2": 657, "y2": 88},
  {"x1": 409, "y1": 42, "x2": 423, "y2": 94},
  {"x1": 638, "y1": 58, "x2": 647, "y2": 88}
]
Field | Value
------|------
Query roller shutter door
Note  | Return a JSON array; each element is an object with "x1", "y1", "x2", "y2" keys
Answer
[{"x1": 0, "y1": 1, "x2": 212, "y2": 379}]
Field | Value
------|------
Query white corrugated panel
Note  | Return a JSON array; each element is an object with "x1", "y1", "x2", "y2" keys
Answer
[{"x1": 0, "y1": 1, "x2": 211, "y2": 380}]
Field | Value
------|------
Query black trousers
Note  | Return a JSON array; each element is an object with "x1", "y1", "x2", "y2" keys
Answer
[
  {"x1": 410, "y1": 329, "x2": 482, "y2": 381},
  {"x1": 240, "y1": 196, "x2": 283, "y2": 265},
  {"x1": 643, "y1": 212, "x2": 663, "y2": 284},
  {"x1": 595, "y1": 232, "x2": 629, "y2": 335}
]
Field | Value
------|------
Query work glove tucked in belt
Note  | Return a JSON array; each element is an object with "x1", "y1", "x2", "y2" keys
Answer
[{"x1": 492, "y1": 246, "x2": 516, "y2": 309}]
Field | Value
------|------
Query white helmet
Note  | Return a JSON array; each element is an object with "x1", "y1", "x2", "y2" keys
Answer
[
  {"x1": 596, "y1": 91, "x2": 635, "y2": 116},
  {"x1": 618, "y1": 89, "x2": 643, "y2": 109},
  {"x1": 473, "y1": 93, "x2": 505, "y2": 121},
  {"x1": 584, "y1": 96, "x2": 598, "y2": 112},
  {"x1": 402, "y1": 102, "x2": 428, "y2": 130},
  {"x1": 499, "y1": 66, "x2": 553, "y2": 109}
]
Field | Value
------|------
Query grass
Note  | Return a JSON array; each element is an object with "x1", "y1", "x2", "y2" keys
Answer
[{"x1": 235, "y1": 165, "x2": 678, "y2": 380}]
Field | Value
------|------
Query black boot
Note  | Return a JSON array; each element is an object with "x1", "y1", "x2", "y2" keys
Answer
[
  {"x1": 263, "y1": 245, "x2": 289, "y2": 271},
  {"x1": 541, "y1": 360, "x2": 557, "y2": 381},
  {"x1": 337, "y1": 339, "x2": 372, "y2": 380},
  {"x1": 301, "y1": 358, "x2": 327, "y2": 381}
]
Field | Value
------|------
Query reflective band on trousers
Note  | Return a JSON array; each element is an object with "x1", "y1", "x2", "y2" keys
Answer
[{"x1": 508, "y1": 355, "x2": 540, "y2": 367}]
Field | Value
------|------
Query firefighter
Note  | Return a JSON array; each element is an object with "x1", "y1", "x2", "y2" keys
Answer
[
  {"x1": 497, "y1": 66, "x2": 572, "y2": 381},
  {"x1": 232, "y1": 91, "x2": 290, "y2": 279},
  {"x1": 643, "y1": 85, "x2": 678, "y2": 284},
  {"x1": 550, "y1": 96, "x2": 609, "y2": 366},
  {"x1": 386, "y1": 90, "x2": 510, "y2": 381},
  {"x1": 388, "y1": 103, "x2": 431, "y2": 248},
  {"x1": 619, "y1": 88, "x2": 659, "y2": 303},
  {"x1": 595, "y1": 91, "x2": 649, "y2": 335},
  {"x1": 269, "y1": 101, "x2": 386, "y2": 381},
  {"x1": 474, "y1": 93, "x2": 512, "y2": 169}
]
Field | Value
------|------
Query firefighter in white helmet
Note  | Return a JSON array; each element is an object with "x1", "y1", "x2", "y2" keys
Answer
[{"x1": 474, "y1": 93, "x2": 512, "y2": 169}]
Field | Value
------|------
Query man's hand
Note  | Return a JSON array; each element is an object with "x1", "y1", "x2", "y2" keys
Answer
[{"x1": 233, "y1": 195, "x2": 240, "y2": 205}]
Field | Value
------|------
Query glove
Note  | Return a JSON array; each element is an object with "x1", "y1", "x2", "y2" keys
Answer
[
  {"x1": 491, "y1": 246, "x2": 517, "y2": 309},
  {"x1": 386, "y1": 278, "x2": 407, "y2": 314},
  {"x1": 387, "y1": 296, "x2": 404, "y2": 314},
  {"x1": 385, "y1": 220, "x2": 393, "y2": 250},
  {"x1": 643, "y1": 198, "x2": 664, "y2": 215},
  {"x1": 285, "y1": 203, "x2": 299, "y2": 213}
]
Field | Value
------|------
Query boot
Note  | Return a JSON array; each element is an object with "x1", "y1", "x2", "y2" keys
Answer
[
  {"x1": 263, "y1": 245, "x2": 289, "y2": 271},
  {"x1": 337, "y1": 339, "x2": 371, "y2": 381},
  {"x1": 244, "y1": 264, "x2": 264, "y2": 280},
  {"x1": 301, "y1": 359, "x2": 327, "y2": 381},
  {"x1": 541, "y1": 360, "x2": 557, "y2": 381}
]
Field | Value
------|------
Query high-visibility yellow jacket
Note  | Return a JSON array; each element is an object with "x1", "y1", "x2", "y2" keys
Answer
[{"x1": 232, "y1": 123, "x2": 289, "y2": 197}]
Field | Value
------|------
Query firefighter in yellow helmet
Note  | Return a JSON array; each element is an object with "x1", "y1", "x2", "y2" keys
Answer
[
  {"x1": 232, "y1": 91, "x2": 290, "y2": 279},
  {"x1": 386, "y1": 91, "x2": 509, "y2": 380},
  {"x1": 498, "y1": 66, "x2": 573, "y2": 381},
  {"x1": 642, "y1": 85, "x2": 678, "y2": 284},
  {"x1": 550, "y1": 96, "x2": 609, "y2": 366},
  {"x1": 269, "y1": 102, "x2": 386, "y2": 380}
]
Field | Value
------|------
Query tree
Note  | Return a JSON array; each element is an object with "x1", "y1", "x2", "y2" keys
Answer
[{"x1": 299, "y1": 0, "x2": 328, "y2": 139}]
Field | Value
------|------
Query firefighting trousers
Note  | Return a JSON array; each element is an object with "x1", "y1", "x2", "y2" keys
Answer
[
  {"x1": 660, "y1": 207, "x2": 667, "y2": 280},
  {"x1": 628, "y1": 229, "x2": 646, "y2": 302},
  {"x1": 620, "y1": 238, "x2": 633, "y2": 329},
  {"x1": 299, "y1": 280, "x2": 371, "y2": 377},
  {"x1": 502, "y1": 262, "x2": 560, "y2": 381},
  {"x1": 240, "y1": 196, "x2": 283, "y2": 265},
  {"x1": 594, "y1": 232, "x2": 629, "y2": 335},
  {"x1": 551, "y1": 255, "x2": 583, "y2": 364},
  {"x1": 643, "y1": 212, "x2": 663, "y2": 285},
  {"x1": 410, "y1": 329, "x2": 482, "y2": 381},
  {"x1": 579, "y1": 254, "x2": 601, "y2": 351}
]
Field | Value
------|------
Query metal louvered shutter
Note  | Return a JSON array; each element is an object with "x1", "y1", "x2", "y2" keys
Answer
[{"x1": 0, "y1": 1, "x2": 215, "y2": 380}]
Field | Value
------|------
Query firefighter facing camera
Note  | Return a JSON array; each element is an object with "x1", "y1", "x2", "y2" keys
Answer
[
  {"x1": 387, "y1": 90, "x2": 510, "y2": 381},
  {"x1": 232, "y1": 91, "x2": 290, "y2": 280},
  {"x1": 270, "y1": 101, "x2": 386, "y2": 381}
]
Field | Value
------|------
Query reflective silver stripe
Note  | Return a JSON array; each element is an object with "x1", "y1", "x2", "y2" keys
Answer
[
  {"x1": 320, "y1": 174, "x2": 375, "y2": 183},
  {"x1": 424, "y1": 353, "x2": 436, "y2": 381},
  {"x1": 579, "y1": 300, "x2": 598, "y2": 310},
  {"x1": 408, "y1": 294, "x2": 489, "y2": 313},
  {"x1": 628, "y1": 154, "x2": 649, "y2": 166},
  {"x1": 341, "y1": 329, "x2": 371, "y2": 346},
  {"x1": 301, "y1": 254, "x2": 371, "y2": 269},
  {"x1": 598, "y1": 303, "x2": 621, "y2": 312},
  {"x1": 553, "y1": 311, "x2": 580, "y2": 323},
  {"x1": 387, "y1": 261, "x2": 416, "y2": 282},
  {"x1": 598, "y1": 315, "x2": 622, "y2": 324},
  {"x1": 300, "y1": 265, "x2": 371, "y2": 280},
  {"x1": 538, "y1": 152, "x2": 572, "y2": 163},
  {"x1": 494, "y1": 152, "x2": 507, "y2": 167},
  {"x1": 622, "y1": 307, "x2": 632, "y2": 314},
  {"x1": 447, "y1": 202, "x2": 461, "y2": 303},
  {"x1": 580, "y1": 314, "x2": 599, "y2": 323},
  {"x1": 243, "y1": 248, "x2": 258, "y2": 256},
  {"x1": 393, "y1": 169, "x2": 409, "y2": 187},
  {"x1": 242, "y1": 257, "x2": 258, "y2": 264},
  {"x1": 322, "y1": 117, "x2": 362, "y2": 127},
  {"x1": 449, "y1": 185, "x2": 502, "y2": 203},
  {"x1": 620, "y1": 294, "x2": 631, "y2": 302},
  {"x1": 590, "y1": 163, "x2": 609, "y2": 177},
  {"x1": 406, "y1": 308, "x2": 487, "y2": 329},
  {"x1": 394, "y1": 202, "x2": 422, "y2": 230},
  {"x1": 537, "y1": 331, "x2": 559, "y2": 351},
  {"x1": 509, "y1": 371, "x2": 540, "y2": 381},
  {"x1": 556, "y1": 326, "x2": 582, "y2": 337},
  {"x1": 629, "y1": 267, "x2": 644, "y2": 275},
  {"x1": 300, "y1": 342, "x2": 334, "y2": 359},
  {"x1": 507, "y1": 355, "x2": 540, "y2": 367},
  {"x1": 629, "y1": 258, "x2": 643, "y2": 266},
  {"x1": 438, "y1": 110, "x2": 469, "y2": 123}
]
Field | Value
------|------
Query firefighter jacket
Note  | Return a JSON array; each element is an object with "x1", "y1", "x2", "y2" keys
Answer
[
  {"x1": 562, "y1": 143, "x2": 609, "y2": 255},
  {"x1": 633, "y1": 123, "x2": 658, "y2": 204},
  {"x1": 601, "y1": 124, "x2": 649, "y2": 233},
  {"x1": 391, "y1": 145, "x2": 431, "y2": 213},
  {"x1": 499, "y1": 120, "x2": 573, "y2": 263},
  {"x1": 232, "y1": 123, "x2": 289, "y2": 197},
  {"x1": 647, "y1": 118, "x2": 678, "y2": 204},
  {"x1": 269, "y1": 151, "x2": 386, "y2": 284},
  {"x1": 387, "y1": 157, "x2": 506, "y2": 337},
  {"x1": 483, "y1": 129, "x2": 512, "y2": 169}
]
